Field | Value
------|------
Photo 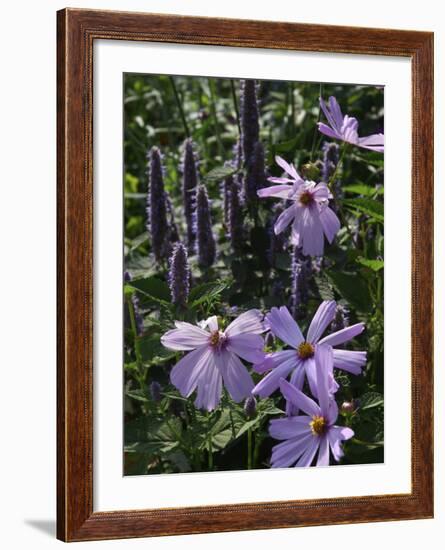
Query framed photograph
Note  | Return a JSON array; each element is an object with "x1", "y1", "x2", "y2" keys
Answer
[{"x1": 57, "y1": 8, "x2": 434, "y2": 542}]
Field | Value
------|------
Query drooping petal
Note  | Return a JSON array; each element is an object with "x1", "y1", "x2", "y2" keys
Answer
[
  {"x1": 275, "y1": 155, "x2": 301, "y2": 182},
  {"x1": 328, "y1": 426, "x2": 354, "y2": 462},
  {"x1": 162, "y1": 323, "x2": 209, "y2": 351},
  {"x1": 258, "y1": 184, "x2": 295, "y2": 199},
  {"x1": 270, "y1": 433, "x2": 313, "y2": 468},
  {"x1": 226, "y1": 333, "x2": 265, "y2": 363},
  {"x1": 314, "y1": 345, "x2": 334, "y2": 418},
  {"x1": 215, "y1": 350, "x2": 254, "y2": 403},
  {"x1": 358, "y1": 133, "x2": 384, "y2": 153},
  {"x1": 320, "y1": 207, "x2": 341, "y2": 243},
  {"x1": 274, "y1": 205, "x2": 297, "y2": 235},
  {"x1": 316, "y1": 435, "x2": 330, "y2": 466},
  {"x1": 279, "y1": 378, "x2": 321, "y2": 417},
  {"x1": 295, "y1": 436, "x2": 319, "y2": 467},
  {"x1": 286, "y1": 364, "x2": 305, "y2": 416},
  {"x1": 333, "y1": 349, "x2": 367, "y2": 375},
  {"x1": 225, "y1": 309, "x2": 265, "y2": 337},
  {"x1": 194, "y1": 359, "x2": 223, "y2": 411},
  {"x1": 300, "y1": 205, "x2": 325, "y2": 256},
  {"x1": 266, "y1": 306, "x2": 304, "y2": 349},
  {"x1": 170, "y1": 345, "x2": 213, "y2": 396},
  {"x1": 307, "y1": 300, "x2": 337, "y2": 344},
  {"x1": 326, "y1": 398, "x2": 339, "y2": 426},
  {"x1": 269, "y1": 416, "x2": 311, "y2": 440},
  {"x1": 252, "y1": 357, "x2": 297, "y2": 398},
  {"x1": 318, "y1": 322, "x2": 365, "y2": 346},
  {"x1": 304, "y1": 356, "x2": 318, "y2": 398}
]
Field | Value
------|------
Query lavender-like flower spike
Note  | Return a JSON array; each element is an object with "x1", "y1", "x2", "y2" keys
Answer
[
  {"x1": 330, "y1": 303, "x2": 350, "y2": 333},
  {"x1": 289, "y1": 247, "x2": 310, "y2": 321},
  {"x1": 181, "y1": 138, "x2": 199, "y2": 253},
  {"x1": 195, "y1": 184, "x2": 216, "y2": 268},
  {"x1": 321, "y1": 142, "x2": 339, "y2": 182},
  {"x1": 168, "y1": 242, "x2": 190, "y2": 307},
  {"x1": 228, "y1": 175, "x2": 244, "y2": 254},
  {"x1": 244, "y1": 141, "x2": 267, "y2": 209},
  {"x1": 240, "y1": 80, "x2": 260, "y2": 165},
  {"x1": 146, "y1": 146, "x2": 168, "y2": 262}
]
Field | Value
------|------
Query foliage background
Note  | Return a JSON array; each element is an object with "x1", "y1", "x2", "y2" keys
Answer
[{"x1": 123, "y1": 74, "x2": 384, "y2": 475}]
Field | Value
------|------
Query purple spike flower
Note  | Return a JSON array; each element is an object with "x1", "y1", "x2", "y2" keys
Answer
[
  {"x1": 318, "y1": 96, "x2": 384, "y2": 152},
  {"x1": 161, "y1": 310, "x2": 267, "y2": 411},
  {"x1": 330, "y1": 303, "x2": 350, "y2": 333},
  {"x1": 150, "y1": 381, "x2": 162, "y2": 403},
  {"x1": 228, "y1": 175, "x2": 244, "y2": 253},
  {"x1": 240, "y1": 80, "x2": 260, "y2": 165},
  {"x1": 252, "y1": 301, "x2": 366, "y2": 400},
  {"x1": 168, "y1": 242, "x2": 190, "y2": 307},
  {"x1": 244, "y1": 141, "x2": 267, "y2": 208},
  {"x1": 146, "y1": 147, "x2": 169, "y2": 262},
  {"x1": 244, "y1": 395, "x2": 257, "y2": 418},
  {"x1": 258, "y1": 156, "x2": 341, "y2": 257},
  {"x1": 289, "y1": 247, "x2": 310, "y2": 322},
  {"x1": 321, "y1": 141, "x2": 340, "y2": 182},
  {"x1": 195, "y1": 185, "x2": 216, "y2": 268},
  {"x1": 181, "y1": 139, "x2": 199, "y2": 252},
  {"x1": 269, "y1": 346, "x2": 354, "y2": 467}
]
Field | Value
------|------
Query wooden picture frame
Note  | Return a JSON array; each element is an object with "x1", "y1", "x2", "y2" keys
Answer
[{"x1": 57, "y1": 8, "x2": 434, "y2": 542}]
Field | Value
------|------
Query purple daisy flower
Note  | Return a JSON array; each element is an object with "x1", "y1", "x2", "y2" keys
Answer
[
  {"x1": 252, "y1": 301, "x2": 366, "y2": 403},
  {"x1": 269, "y1": 345, "x2": 354, "y2": 468},
  {"x1": 317, "y1": 96, "x2": 384, "y2": 153},
  {"x1": 161, "y1": 310, "x2": 266, "y2": 411},
  {"x1": 258, "y1": 162, "x2": 340, "y2": 256}
]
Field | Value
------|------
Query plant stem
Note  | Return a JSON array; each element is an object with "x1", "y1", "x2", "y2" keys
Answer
[
  {"x1": 208, "y1": 78, "x2": 224, "y2": 158},
  {"x1": 230, "y1": 79, "x2": 241, "y2": 135},
  {"x1": 126, "y1": 295, "x2": 143, "y2": 378},
  {"x1": 247, "y1": 427, "x2": 253, "y2": 470},
  {"x1": 169, "y1": 76, "x2": 190, "y2": 138},
  {"x1": 310, "y1": 82, "x2": 323, "y2": 161}
]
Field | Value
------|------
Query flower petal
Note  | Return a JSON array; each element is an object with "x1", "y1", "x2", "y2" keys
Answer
[
  {"x1": 333, "y1": 349, "x2": 367, "y2": 375},
  {"x1": 317, "y1": 122, "x2": 341, "y2": 140},
  {"x1": 295, "y1": 436, "x2": 319, "y2": 467},
  {"x1": 319, "y1": 97, "x2": 340, "y2": 132},
  {"x1": 162, "y1": 323, "x2": 210, "y2": 351},
  {"x1": 328, "y1": 426, "x2": 354, "y2": 461},
  {"x1": 170, "y1": 345, "x2": 213, "y2": 396},
  {"x1": 318, "y1": 322, "x2": 365, "y2": 346},
  {"x1": 226, "y1": 333, "x2": 265, "y2": 363},
  {"x1": 266, "y1": 306, "x2": 304, "y2": 349},
  {"x1": 279, "y1": 378, "x2": 321, "y2": 417},
  {"x1": 225, "y1": 309, "x2": 265, "y2": 337},
  {"x1": 269, "y1": 416, "x2": 312, "y2": 440},
  {"x1": 252, "y1": 357, "x2": 297, "y2": 398},
  {"x1": 270, "y1": 433, "x2": 313, "y2": 468},
  {"x1": 320, "y1": 207, "x2": 341, "y2": 243},
  {"x1": 307, "y1": 300, "x2": 337, "y2": 344},
  {"x1": 274, "y1": 205, "x2": 296, "y2": 234},
  {"x1": 258, "y1": 184, "x2": 295, "y2": 198},
  {"x1": 314, "y1": 345, "x2": 334, "y2": 418},
  {"x1": 286, "y1": 364, "x2": 305, "y2": 416},
  {"x1": 328, "y1": 96, "x2": 345, "y2": 131},
  {"x1": 358, "y1": 133, "x2": 384, "y2": 153},
  {"x1": 316, "y1": 435, "x2": 330, "y2": 466},
  {"x1": 215, "y1": 350, "x2": 254, "y2": 403},
  {"x1": 275, "y1": 155, "x2": 300, "y2": 181},
  {"x1": 300, "y1": 205, "x2": 325, "y2": 256},
  {"x1": 194, "y1": 360, "x2": 222, "y2": 411}
]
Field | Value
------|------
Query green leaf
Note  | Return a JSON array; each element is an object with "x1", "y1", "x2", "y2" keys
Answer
[
  {"x1": 129, "y1": 276, "x2": 171, "y2": 305},
  {"x1": 356, "y1": 257, "x2": 384, "y2": 271},
  {"x1": 189, "y1": 280, "x2": 230, "y2": 307},
  {"x1": 139, "y1": 333, "x2": 163, "y2": 362},
  {"x1": 129, "y1": 232, "x2": 149, "y2": 252},
  {"x1": 359, "y1": 392, "x2": 384, "y2": 411},
  {"x1": 343, "y1": 198, "x2": 384, "y2": 223},
  {"x1": 273, "y1": 137, "x2": 300, "y2": 154},
  {"x1": 326, "y1": 270, "x2": 372, "y2": 312},
  {"x1": 343, "y1": 184, "x2": 384, "y2": 197},
  {"x1": 203, "y1": 165, "x2": 237, "y2": 183}
]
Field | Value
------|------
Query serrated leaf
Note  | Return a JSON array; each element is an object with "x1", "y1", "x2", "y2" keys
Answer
[
  {"x1": 356, "y1": 257, "x2": 384, "y2": 271},
  {"x1": 343, "y1": 198, "x2": 384, "y2": 223}
]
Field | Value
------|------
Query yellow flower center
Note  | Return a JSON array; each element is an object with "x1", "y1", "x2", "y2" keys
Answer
[
  {"x1": 298, "y1": 341, "x2": 315, "y2": 359},
  {"x1": 299, "y1": 190, "x2": 314, "y2": 206},
  {"x1": 209, "y1": 330, "x2": 226, "y2": 348},
  {"x1": 310, "y1": 415, "x2": 326, "y2": 436}
]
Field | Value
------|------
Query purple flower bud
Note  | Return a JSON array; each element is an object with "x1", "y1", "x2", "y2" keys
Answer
[
  {"x1": 244, "y1": 395, "x2": 257, "y2": 418},
  {"x1": 195, "y1": 185, "x2": 216, "y2": 268},
  {"x1": 341, "y1": 400, "x2": 355, "y2": 414},
  {"x1": 168, "y1": 242, "x2": 190, "y2": 307},
  {"x1": 181, "y1": 139, "x2": 199, "y2": 253},
  {"x1": 330, "y1": 303, "x2": 350, "y2": 333},
  {"x1": 289, "y1": 247, "x2": 311, "y2": 320},
  {"x1": 244, "y1": 141, "x2": 267, "y2": 209},
  {"x1": 240, "y1": 80, "x2": 260, "y2": 165},
  {"x1": 124, "y1": 270, "x2": 132, "y2": 283},
  {"x1": 150, "y1": 381, "x2": 162, "y2": 402},
  {"x1": 227, "y1": 175, "x2": 244, "y2": 254},
  {"x1": 146, "y1": 147, "x2": 169, "y2": 262}
]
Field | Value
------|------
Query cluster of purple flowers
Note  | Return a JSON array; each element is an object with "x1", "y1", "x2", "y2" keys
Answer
[{"x1": 146, "y1": 91, "x2": 383, "y2": 468}]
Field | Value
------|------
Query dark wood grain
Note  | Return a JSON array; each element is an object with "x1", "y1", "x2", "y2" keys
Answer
[{"x1": 57, "y1": 8, "x2": 434, "y2": 542}]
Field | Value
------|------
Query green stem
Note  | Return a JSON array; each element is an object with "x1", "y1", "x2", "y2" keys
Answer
[
  {"x1": 169, "y1": 76, "x2": 190, "y2": 137},
  {"x1": 208, "y1": 78, "x2": 224, "y2": 158},
  {"x1": 247, "y1": 428, "x2": 253, "y2": 470},
  {"x1": 230, "y1": 79, "x2": 241, "y2": 135}
]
